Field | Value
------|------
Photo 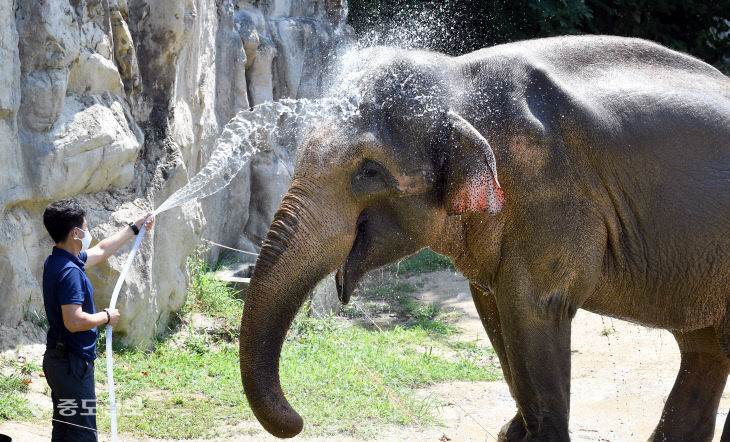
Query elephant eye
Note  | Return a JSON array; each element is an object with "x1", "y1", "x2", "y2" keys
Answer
[
  {"x1": 360, "y1": 163, "x2": 380, "y2": 178},
  {"x1": 352, "y1": 159, "x2": 394, "y2": 195}
]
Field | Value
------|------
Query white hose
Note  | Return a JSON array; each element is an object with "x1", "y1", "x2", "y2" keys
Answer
[{"x1": 105, "y1": 220, "x2": 149, "y2": 442}]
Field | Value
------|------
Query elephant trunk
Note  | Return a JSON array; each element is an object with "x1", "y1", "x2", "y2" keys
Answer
[{"x1": 239, "y1": 186, "x2": 355, "y2": 438}]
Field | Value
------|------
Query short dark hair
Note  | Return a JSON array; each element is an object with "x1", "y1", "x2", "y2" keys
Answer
[{"x1": 43, "y1": 198, "x2": 86, "y2": 243}]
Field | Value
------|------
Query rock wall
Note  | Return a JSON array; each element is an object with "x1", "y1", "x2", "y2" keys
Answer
[{"x1": 0, "y1": 0, "x2": 350, "y2": 346}]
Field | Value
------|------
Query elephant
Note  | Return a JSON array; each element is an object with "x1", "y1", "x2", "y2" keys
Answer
[{"x1": 238, "y1": 35, "x2": 730, "y2": 440}]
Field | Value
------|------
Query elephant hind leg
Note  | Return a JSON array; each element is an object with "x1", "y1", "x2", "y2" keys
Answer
[{"x1": 650, "y1": 327, "x2": 730, "y2": 442}]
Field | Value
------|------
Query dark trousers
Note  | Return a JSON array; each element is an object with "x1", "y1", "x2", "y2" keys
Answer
[{"x1": 42, "y1": 349, "x2": 97, "y2": 442}]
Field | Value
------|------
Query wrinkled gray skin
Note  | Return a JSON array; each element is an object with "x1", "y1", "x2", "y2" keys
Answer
[{"x1": 239, "y1": 36, "x2": 730, "y2": 440}]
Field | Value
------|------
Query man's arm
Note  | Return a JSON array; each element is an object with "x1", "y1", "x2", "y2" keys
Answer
[
  {"x1": 61, "y1": 304, "x2": 120, "y2": 332},
  {"x1": 86, "y1": 212, "x2": 154, "y2": 268}
]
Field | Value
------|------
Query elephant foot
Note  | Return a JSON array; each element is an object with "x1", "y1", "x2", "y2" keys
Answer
[
  {"x1": 498, "y1": 412, "x2": 570, "y2": 442},
  {"x1": 498, "y1": 413, "x2": 527, "y2": 442}
]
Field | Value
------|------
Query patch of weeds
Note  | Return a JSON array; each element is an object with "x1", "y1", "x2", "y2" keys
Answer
[
  {"x1": 288, "y1": 307, "x2": 329, "y2": 339},
  {"x1": 448, "y1": 340, "x2": 497, "y2": 364},
  {"x1": 22, "y1": 296, "x2": 49, "y2": 330},
  {"x1": 360, "y1": 279, "x2": 455, "y2": 335},
  {"x1": 601, "y1": 326, "x2": 616, "y2": 336},
  {"x1": 400, "y1": 300, "x2": 457, "y2": 336},
  {"x1": 389, "y1": 249, "x2": 454, "y2": 275},
  {"x1": 96, "y1": 326, "x2": 129, "y2": 354},
  {"x1": 438, "y1": 308, "x2": 462, "y2": 323},
  {"x1": 340, "y1": 303, "x2": 362, "y2": 318},
  {"x1": 187, "y1": 245, "x2": 243, "y2": 340},
  {"x1": 18, "y1": 361, "x2": 41, "y2": 377},
  {"x1": 164, "y1": 308, "x2": 187, "y2": 336},
  {"x1": 0, "y1": 371, "x2": 33, "y2": 419},
  {"x1": 411, "y1": 303, "x2": 440, "y2": 321},
  {"x1": 184, "y1": 330, "x2": 210, "y2": 355}
]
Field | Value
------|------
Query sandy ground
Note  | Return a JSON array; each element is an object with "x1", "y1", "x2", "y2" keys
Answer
[
  {"x1": 2, "y1": 270, "x2": 729, "y2": 441},
  {"x1": 402, "y1": 270, "x2": 730, "y2": 441}
]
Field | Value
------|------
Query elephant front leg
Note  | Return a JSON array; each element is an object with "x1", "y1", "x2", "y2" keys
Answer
[
  {"x1": 469, "y1": 283, "x2": 527, "y2": 441},
  {"x1": 495, "y1": 287, "x2": 574, "y2": 441}
]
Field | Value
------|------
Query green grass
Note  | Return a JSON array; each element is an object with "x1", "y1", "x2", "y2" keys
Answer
[
  {"x1": 2, "y1": 245, "x2": 498, "y2": 438},
  {"x1": 281, "y1": 316, "x2": 499, "y2": 436},
  {"x1": 401, "y1": 301, "x2": 457, "y2": 335},
  {"x1": 94, "y1": 314, "x2": 499, "y2": 438},
  {"x1": 389, "y1": 249, "x2": 455, "y2": 275},
  {"x1": 0, "y1": 245, "x2": 498, "y2": 437},
  {"x1": 0, "y1": 368, "x2": 33, "y2": 420},
  {"x1": 86, "y1": 247, "x2": 500, "y2": 438},
  {"x1": 95, "y1": 339, "x2": 251, "y2": 438}
]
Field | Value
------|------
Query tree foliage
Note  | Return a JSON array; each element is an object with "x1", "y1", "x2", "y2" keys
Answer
[{"x1": 347, "y1": 0, "x2": 730, "y2": 72}]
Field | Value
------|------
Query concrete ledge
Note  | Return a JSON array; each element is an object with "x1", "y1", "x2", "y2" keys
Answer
[{"x1": 214, "y1": 264, "x2": 252, "y2": 298}]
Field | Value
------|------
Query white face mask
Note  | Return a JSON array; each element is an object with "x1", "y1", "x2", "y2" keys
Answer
[{"x1": 74, "y1": 227, "x2": 92, "y2": 252}]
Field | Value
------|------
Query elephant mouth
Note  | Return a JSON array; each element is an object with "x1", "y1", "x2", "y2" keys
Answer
[
  {"x1": 335, "y1": 265, "x2": 348, "y2": 304},
  {"x1": 335, "y1": 214, "x2": 369, "y2": 306},
  {"x1": 335, "y1": 207, "x2": 422, "y2": 306}
]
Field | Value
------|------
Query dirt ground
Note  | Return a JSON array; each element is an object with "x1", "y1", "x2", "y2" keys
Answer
[{"x1": 2, "y1": 269, "x2": 729, "y2": 441}]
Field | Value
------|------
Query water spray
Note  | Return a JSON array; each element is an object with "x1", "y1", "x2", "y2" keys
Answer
[{"x1": 102, "y1": 96, "x2": 361, "y2": 441}]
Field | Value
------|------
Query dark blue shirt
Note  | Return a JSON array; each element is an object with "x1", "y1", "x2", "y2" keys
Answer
[{"x1": 42, "y1": 247, "x2": 97, "y2": 361}]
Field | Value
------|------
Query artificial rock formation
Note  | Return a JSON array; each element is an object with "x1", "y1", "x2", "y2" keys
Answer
[{"x1": 0, "y1": 0, "x2": 351, "y2": 346}]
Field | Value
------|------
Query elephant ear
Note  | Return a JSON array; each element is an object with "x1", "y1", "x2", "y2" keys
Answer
[{"x1": 440, "y1": 111, "x2": 504, "y2": 215}]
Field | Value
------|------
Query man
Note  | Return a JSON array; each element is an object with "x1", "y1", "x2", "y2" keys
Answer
[{"x1": 41, "y1": 198, "x2": 154, "y2": 441}]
